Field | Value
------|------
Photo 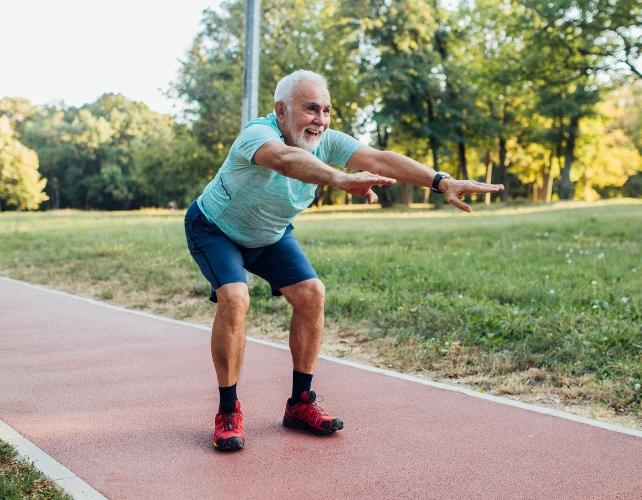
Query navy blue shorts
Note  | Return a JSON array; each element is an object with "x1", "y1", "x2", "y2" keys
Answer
[{"x1": 184, "y1": 200, "x2": 318, "y2": 303}]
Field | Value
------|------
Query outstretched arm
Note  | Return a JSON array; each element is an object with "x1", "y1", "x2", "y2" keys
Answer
[
  {"x1": 254, "y1": 141, "x2": 396, "y2": 204},
  {"x1": 346, "y1": 146, "x2": 504, "y2": 212}
]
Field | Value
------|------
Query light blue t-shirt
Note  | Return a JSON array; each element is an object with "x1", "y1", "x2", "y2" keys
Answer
[{"x1": 197, "y1": 112, "x2": 362, "y2": 247}]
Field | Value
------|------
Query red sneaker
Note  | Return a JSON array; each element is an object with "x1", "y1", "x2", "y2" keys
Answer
[
  {"x1": 283, "y1": 391, "x2": 343, "y2": 435},
  {"x1": 213, "y1": 400, "x2": 245, "y2": 451}
]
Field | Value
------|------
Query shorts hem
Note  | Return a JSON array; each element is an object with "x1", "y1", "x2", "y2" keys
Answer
[{"x1": 270, "y1": 274, "x2": 319, "y2": 297}]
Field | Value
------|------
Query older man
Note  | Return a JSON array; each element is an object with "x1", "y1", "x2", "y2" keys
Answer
[{"x1": 185, "y1": 69, "x2": 503, "y2": 451}]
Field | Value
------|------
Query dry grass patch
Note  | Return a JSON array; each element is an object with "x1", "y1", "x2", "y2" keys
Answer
[{"x1": 0, "y1": 441, "x2": 71, "y2": 500}]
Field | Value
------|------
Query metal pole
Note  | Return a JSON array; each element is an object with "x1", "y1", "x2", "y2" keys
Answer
[
  {"x1": 242, "y1": 0, "x2": 261, "y2": 125},
  {"x1": 242, "y1": 0, "x2": 261, "y2": 283}
]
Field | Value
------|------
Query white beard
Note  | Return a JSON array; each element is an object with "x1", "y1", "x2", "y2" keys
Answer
[{"x1": 285, "y1": 112, "x2": 324, "y2": 152}]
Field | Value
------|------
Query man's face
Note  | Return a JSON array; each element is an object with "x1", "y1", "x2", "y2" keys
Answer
[{"x1": 278, "y1": 80, "x2": 331, "y2": 152}]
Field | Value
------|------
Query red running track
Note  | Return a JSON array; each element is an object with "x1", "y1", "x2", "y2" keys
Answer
[{"x1": 1, "y1": 277, "x2": 641, "y2": 499}]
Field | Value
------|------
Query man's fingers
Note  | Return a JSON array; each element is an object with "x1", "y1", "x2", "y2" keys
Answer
[
  {"x1": 366, "y1": 178, "x2": 395, "y2": 187},
  {"x1": 375, "y1": 176, "x2": 396, "y2": 185},
  {"x1": 467, "y1": 185, "x2": 504, "y2": 193},
  {"x1": 366, "y1": 189, "x2": 378, "y2": 204},
  {"x1": 465, "y1": 182, "x2": 504, "y2": 193},
  {"x1": 358, "y1": 172, "x2": 396, "y2": 186},
  {"x1": 448, "y1": 193, "x2": 472, "y2": 213},
  {"x1": 343, "y1": 173, "x2": 396, "y2": 197}
]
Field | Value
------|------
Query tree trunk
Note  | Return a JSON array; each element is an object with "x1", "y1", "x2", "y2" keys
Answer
[
  {"x1": 484, "y1": 151, "x2": 493, "y2": 205},
  {"x1": 560, "y1": 114, "x2": 579, "y2": 200},
  {"x1": 426, "y1": 97, "x2": 440, "y2": 170},
  {"x1": 457, "y1": 139, "x2": 471, "y2": 203},
  {"x1": 312, "y1": 185, "x2": 324, "y2": 207},
  {"x1": 373, "y1": 123, "x2": 393, "y2": 208},
  {"x1": 457, "y1": 140, "x2": 468, "y2": 179},
  {"x1": 53, "y1": 178, "x2": 60, "y2": 209},
  {"x1": 324, "y1": 186, "x2": 333, "y2": 205},
  {"x1": 498, "y1": 136, "x2": 508, "y2": 202},
  {"x1": 543, "y1": 151, "x2": 554, "y2": 203},
  {"x1": 400, "y1": 183, "x2": 413, "y2": 205}
]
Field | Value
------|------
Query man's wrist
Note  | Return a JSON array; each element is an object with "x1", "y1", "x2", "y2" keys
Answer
[
  {"x1": 432, "y1": 172, "x2": 452, "y2": 193},
  {"x1": 331, "y1": 171, "x2": 347, "y2": 188},
  {"x1": 438, "y1": 176, "x2": 453, "y2": 193}
]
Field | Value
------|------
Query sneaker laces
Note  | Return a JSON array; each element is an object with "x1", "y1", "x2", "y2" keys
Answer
[
  {"x1": 300, "y1": 393, "x2": 328, "y2": 417},
  {"x1": 222, "y1": 412, "x2": 239, "y2": 431}
]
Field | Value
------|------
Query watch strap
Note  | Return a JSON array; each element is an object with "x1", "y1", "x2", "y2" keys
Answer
[{"x1": 432, "y1": 173, "x2": 446, "y2": 193}]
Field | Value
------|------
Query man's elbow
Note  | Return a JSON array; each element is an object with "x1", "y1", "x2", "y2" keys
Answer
[
  {"x1": 258, "y1": 144, "x2": 297, "y2": 175},
  {"x1": 366, "y1": 150, "x2": 395, "y2": 175},
  {"x1": 274, "y1": 145, "x2": 304, "y2": 174}
]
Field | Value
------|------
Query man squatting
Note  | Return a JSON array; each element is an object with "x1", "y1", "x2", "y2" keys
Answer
[{"x1": 184, "y1": 69, "x2": 504, "y2": 451}]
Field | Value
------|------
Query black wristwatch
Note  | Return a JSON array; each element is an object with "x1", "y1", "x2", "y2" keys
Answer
[{"x1": 432, "y1": 172, "x2": 452, "y2": 193}]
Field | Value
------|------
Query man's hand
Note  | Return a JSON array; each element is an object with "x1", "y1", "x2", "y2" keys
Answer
[
  {"x1": 440, "y1": 178, "x2": 504, "y2": 212},
  {"x1": 335, "y1": 171, "x2": 396, "y2": 204}
]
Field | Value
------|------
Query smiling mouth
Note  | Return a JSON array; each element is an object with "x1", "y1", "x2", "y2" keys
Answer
[{"x1": 304, "y1": 128, "x2": 322, "y2": 137}]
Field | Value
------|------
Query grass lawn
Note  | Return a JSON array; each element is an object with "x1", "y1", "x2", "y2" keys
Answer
[{"x1": 1, "y1": 200, "x2": 640, "y2": 422}]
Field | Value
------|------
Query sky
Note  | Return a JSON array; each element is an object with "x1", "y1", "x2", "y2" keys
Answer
[{"x1": 0, "y1": 0, "x2": 218, "y2": 115}]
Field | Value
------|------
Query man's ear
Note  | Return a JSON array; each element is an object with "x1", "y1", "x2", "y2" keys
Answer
[{"x1": 274, "y1": 101, "x2": 286, "y2": 120}]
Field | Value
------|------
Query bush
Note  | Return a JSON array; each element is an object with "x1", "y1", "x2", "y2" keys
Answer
[{"x1": 623, "y1": 172, "x2": 642, "y2": 197}]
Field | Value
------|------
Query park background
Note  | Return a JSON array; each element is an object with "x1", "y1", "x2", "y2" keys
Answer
[
  {"x1": 1, "y1": 0, "x2": 641, "y2": 426},
  {"x1": 2, "y1": 0, "x2": 642, "y2": 210}
]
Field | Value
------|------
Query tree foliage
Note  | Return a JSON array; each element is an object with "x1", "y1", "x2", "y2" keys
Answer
[
  {"x1": 5, "y1": 95, "x2": 215, "y2": 210},
  {"x1": 2, "y1": 0, "x2": 641, "y2": 209},
  {"x1": 0, "y1": 117, "x2": 48, "y2": 210}
]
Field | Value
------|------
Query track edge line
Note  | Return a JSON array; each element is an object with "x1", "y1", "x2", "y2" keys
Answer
[{"x1": 0, "y1": 419, "x2": 107, "y2": 499}]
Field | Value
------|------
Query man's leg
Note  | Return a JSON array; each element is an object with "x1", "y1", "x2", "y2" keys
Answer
[
  {"x1": 211, "y1": 282, "x2": 250, "y2": 386},
  {"x1": 211, "y1": 282, "x2": 249, "y2": 451},
  {"x1": 280, "y1": 278, "x2": 343, "y2": 435},
  {"x1": 184, "y1": 203, "x2": 250, "y2": 450},
  {"x1": 280, "y1": 278, "x2": 325, "y2": 374}
]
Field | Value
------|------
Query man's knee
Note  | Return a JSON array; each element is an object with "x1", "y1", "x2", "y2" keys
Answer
[
  {"x1": 286, "y1": 279, "x2": 325, "y2": 311},
  {"x1": 216, "y1": 283, "x2": 250, "y2": 318}
]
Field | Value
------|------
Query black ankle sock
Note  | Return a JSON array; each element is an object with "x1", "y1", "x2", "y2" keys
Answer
[
  {"x1": 219, "y1": 383, "x2": 238, "y2": 413},
  {"x1": 291, "y1": 370, "x2": 313, "y2": 400}
]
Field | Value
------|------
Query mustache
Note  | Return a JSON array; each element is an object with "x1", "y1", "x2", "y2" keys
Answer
[{"x1": 286, "y1": 116, "x2": 323, "y2": 152}]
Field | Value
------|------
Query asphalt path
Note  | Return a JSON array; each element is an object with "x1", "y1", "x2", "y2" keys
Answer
[{"x1": 1, "y1": 277, "x2": 641, "y2": 499}]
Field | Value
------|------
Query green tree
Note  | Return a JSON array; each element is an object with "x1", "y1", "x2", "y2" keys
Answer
[
  {"x1": 175, "y1": 0, "x2": 365, "y2": 153},
  {"x1": 343, "y1": 0, "x2": 445, "y2": 206},
  {"x1": 0, "y1": 97, "x2": 37, "y2": 134},
  {"x1": 463, "y1": 0, "x2": 534, "y2": 202},
  {"x1": 573, "y1": 96, "x2": 641, "y2": 199},
  {"x1": 0, "y1": 117, "x2": 48, "y2": 210},
  {"x1": 513, "y1": 0, "x2": 640, "y2": 199},
  {"x1": 608, "y1": 81, "x2": 642, "y2": 154},
  {"x1": 130, "y1": 124, "x2": 216, "y2": 207},
  {"x1": 16, "y1": 94, "x2": 211, "y2": 209}
]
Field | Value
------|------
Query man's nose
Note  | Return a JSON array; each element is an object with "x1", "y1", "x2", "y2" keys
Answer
[{"x1": 312, "y1": 113, "x2": 327, "y2": 125}]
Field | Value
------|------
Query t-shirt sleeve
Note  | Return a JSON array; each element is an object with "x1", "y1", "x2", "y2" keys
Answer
[
  {"x1": 233, "y1": 124, "x2": 282, "y2": 163},
  {"x1": 324, "y1": 129, "x2": 364, "y2": 167}
]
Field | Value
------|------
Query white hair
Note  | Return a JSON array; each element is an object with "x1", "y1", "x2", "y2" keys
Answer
[{"x1": 273, "y1": 70, "x2": 328, "y2": 104}]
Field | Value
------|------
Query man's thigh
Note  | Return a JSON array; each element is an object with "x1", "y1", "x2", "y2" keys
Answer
[
  {"x1": 245, "y1": 226, "x2": 318, "y2": 298},
  {"x1": 185, "y1": 204, "x2": 247, "y2": 302}
]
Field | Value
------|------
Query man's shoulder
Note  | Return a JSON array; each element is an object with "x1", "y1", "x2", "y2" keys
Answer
[
  {"x1": 230, "y1": 113, "x2": 284, "y2": 164},
  {"x1": 317, "y1": 128, "x2": 363, "y2": 166},
  {"x1": 241, "y1": 112, "x2": 282, "y2": 137},
  {"x1": 320, "y1": 128, "x2": 360, "y2": 151},
  {"x1": 323, "y1": 127, "x2": 357, "y2": 141}
]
